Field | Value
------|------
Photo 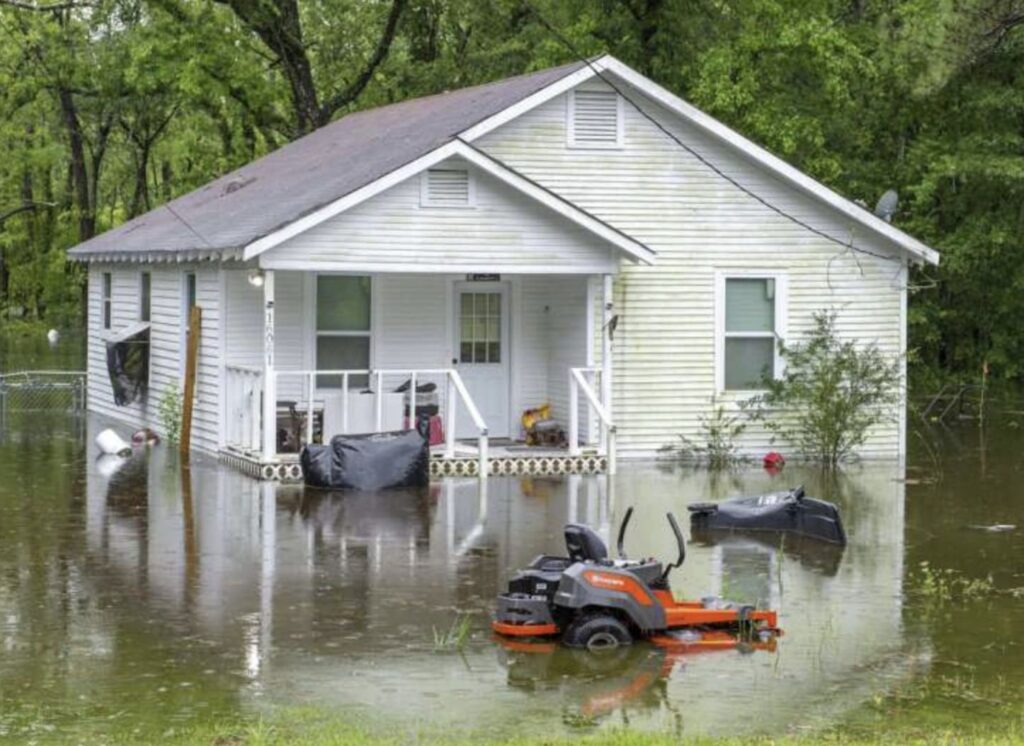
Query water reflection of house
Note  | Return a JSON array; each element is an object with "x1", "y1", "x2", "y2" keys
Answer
[{"x1": 82, "y1": 423, "x2": 919, "y2": 735}]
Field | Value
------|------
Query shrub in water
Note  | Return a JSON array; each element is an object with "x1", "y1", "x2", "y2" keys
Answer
[{"x1": 745, "y1": 310, "x2": 901, "y2": 467}]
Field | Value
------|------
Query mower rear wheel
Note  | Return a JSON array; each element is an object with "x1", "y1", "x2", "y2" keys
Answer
[{"x1": 563, "y1": 613, "x2": 632, "y2": 651}]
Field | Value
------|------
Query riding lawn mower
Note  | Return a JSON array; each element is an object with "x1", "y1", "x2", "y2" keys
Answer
[{"x1": 492, "y1": 508, "x2": 780, "y2": 651}]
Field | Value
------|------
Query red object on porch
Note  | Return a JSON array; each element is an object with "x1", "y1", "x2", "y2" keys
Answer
[
  {"x1": 426, "y1": 415, "x2": 444, "y2": 446},
  {"x1": 405, "y1": 415, "x2": 445, "y2": 446},
  {"x1": 763, "y1": 451, "x2": 786, "y2": 472}
]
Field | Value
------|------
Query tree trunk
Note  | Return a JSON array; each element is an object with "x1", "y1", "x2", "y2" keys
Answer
[{"x1": 57, "y1": 87, "x2": 95, "y2": 241}]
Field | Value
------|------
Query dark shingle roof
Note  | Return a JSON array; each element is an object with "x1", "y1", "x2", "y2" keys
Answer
[{"x1": 69, "y1": 60, "x2": 587, "y2": 258}]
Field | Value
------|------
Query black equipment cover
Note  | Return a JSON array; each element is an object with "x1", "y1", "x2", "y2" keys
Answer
[
  {"x1": 301, "y1": 428, "x2": 429, "y2": 491},
  {"x1": 105, "y1": 324, "x2": 150, "y2": 406},
  {"x1": 687, "y1": 486, "x2": 846, "y2": 546}
]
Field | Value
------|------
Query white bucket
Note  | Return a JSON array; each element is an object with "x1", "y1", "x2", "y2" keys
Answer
[{"x1": 95, "y1": 428, "x2": 132, "y2": 457}]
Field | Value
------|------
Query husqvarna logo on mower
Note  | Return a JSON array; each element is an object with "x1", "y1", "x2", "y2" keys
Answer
[
  {"x1": 586, "y1": 572, "x2": 626, "y2": 588},
  {"x1": 582, "y1": 571, "x2": 653, "y2": 606}
]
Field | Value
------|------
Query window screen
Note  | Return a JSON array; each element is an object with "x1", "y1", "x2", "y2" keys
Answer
[
  {"x1": 102, "y1": 272, "x2": 112, "y2": 330},
  {"x1": 316, "y1": 275, "x2": 371, "y2": 387},
  {"x1": 140, "y1": 272, "x2": 151, "y2": 322},
  {"x1": 724, "y1": 278, "x2": 776, "y2": 390}
]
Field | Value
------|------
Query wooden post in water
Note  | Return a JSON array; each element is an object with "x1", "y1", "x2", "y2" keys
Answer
[{"x1": 180, "y1": 306, "x2": 202, "y2": 457}]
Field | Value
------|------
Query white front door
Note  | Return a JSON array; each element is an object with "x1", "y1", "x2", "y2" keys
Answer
[{"x1": 453, "y1": 283, "x2": 510, "y2": 438}]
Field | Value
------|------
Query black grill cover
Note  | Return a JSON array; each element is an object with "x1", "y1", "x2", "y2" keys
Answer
[
  {"x1": 301, "y1": 428, "x2": 430, "y2": 491},
  {"x1": 105, "y1": 324, "x2": 150, "y2": 406},
  {"x1": 688, "y1": 486, "x2": 847, "y2": 546}
]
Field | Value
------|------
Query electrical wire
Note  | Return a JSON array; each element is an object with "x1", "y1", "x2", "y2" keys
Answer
[{"x1": 513, "y1": 0, "x2": 911, "y2": 267}]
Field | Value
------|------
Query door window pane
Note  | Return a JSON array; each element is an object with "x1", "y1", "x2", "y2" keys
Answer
[
  {"x1": 317, "y1": 275, "x2": 371, "y2": 331},
  {"x1": 316, "y1": 336, "x2": 370, "y2": 388},
  {"x1": 458, "y1": 291, "x2": 501, "y2": 363},
  {"x1": 725, "y1": 338, "x2": 774, "y2": 390},
  {"x1": 726, "y1": 278, "x2": 774, "y2": 332}
]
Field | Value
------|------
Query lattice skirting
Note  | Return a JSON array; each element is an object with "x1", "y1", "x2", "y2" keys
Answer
[
  {"x1": 218, "y1": 451, "x2": 304, "y2": 482},
  {"x1": 219, "y1": 451, "x2": 607, "y2": 482},
  {"x1": 429, "y1": 454, "x2": 607, "y2": 477}
]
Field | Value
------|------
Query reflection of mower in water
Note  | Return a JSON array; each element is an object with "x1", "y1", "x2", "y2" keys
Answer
[
  {"x1": 496, "y1": 631, "x2": 777, "y2": 719},
  {"x1": 492, "y1": 509, "x2": 779, "y2": 650}
]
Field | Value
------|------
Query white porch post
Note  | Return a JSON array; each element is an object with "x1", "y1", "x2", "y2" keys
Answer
[
  {"x1": 262, "y1": 270, "x2": 276, "y2": 461},
  {"x1": 602, "y1": 273, "x2": 616, "y2": 474}
]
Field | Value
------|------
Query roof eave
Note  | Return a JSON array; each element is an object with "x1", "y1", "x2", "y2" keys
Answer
[{"x1": 67, "y1": 247, "x2": 244, "y2": 264}]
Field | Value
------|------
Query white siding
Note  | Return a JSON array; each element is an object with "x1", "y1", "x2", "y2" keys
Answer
[
  {"x1": 224, "y1": 270, "x2": 262, "y2": 368},
  {"x1": 86, "y1": 264, "x2": 222, "y2": 454},
  {"x1": 480, "y1": 79, "x2": 905, "y2": 458},
  {"x1": 260, "y1": 158, "x2": 618, "y2": 275}
]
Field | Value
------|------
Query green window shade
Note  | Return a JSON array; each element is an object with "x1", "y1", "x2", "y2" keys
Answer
[
  {"x1": 726, "y1": 278, "x2": 774, "y2": 332},
  {"x1": 317, "y1": 276, "x2": 371, "y2": 331},
  {"x1": 316, "y1": 337, "x2": 370, "y2": 388},
  {"x1": 725, "y1": 338, "x2": 774, "y2": 390}
]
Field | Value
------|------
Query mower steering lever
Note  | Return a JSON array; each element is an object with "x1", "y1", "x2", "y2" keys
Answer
[
  {"x1": 659, "y1": 512, "x2": 687, "y2": 584},
  {"x1": 617, "y1": 506, "x2": 634, "y2": 559}
]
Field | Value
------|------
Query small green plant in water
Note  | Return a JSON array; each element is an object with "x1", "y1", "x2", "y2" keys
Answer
[
  {"x1": 915, "y1": 561, "x2": 995, "y2": 603},
  {"x1": 158, "y1": 384, "x2": 183, "y2": 444},
  {"x1": 669, "y1": 401, "x2": 747, "y2": 469},
  {"x1": 432, "y1": 613, "x2": 472, "y2": 652}
]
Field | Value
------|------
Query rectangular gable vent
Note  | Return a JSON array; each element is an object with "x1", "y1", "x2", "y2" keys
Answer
[
  {"x1": 422, "y1": 168, "x2": 473, "y2": 207},
  {"x1": 568, "y1": 89, "x2": 622, "y2": 148}
]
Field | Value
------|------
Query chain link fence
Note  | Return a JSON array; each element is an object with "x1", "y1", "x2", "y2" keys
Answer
[{"x1": 0, "y1": 370, "x2": 87, "y2": 414}]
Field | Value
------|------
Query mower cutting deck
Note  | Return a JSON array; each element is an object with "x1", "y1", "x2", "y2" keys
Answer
[{"x1": 492, "y1": 508, "x2": 779, "y2": 651}]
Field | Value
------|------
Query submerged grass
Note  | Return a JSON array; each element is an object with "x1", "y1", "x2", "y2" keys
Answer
[
  {"x1": 8, "y1": 705, "x2": 1023, "y2": 746},
  {"x1": 431, "y1": 613, "x2": 473, "y2": 652}
]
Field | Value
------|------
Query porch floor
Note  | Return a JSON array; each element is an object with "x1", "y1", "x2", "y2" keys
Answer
[{"x1": 218, "y1": 439, "x2": 607, "y2": 481}]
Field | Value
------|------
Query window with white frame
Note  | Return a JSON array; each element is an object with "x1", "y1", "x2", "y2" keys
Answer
[
  {"x1": 101, "y1": 272, "x2": 112, "y2": 330},
  {"x1": 567, "y1": 89, "x2": 623, "y2": 148},
  {"x1": 721, "y1": 276, "x2": 783, "y2": 390},
  {"x1": 316, "y1": 275, "x2": 372, "y2": 388}
]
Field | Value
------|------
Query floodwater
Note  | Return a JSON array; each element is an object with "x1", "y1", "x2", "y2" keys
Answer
[{"x1": 2, "y1": 411, "x2": 1024, "y2": 739}]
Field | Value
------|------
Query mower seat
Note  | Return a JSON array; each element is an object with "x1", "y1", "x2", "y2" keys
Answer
[{"x1": 564, "y1": 523, "x2": 608, "y2": 563}]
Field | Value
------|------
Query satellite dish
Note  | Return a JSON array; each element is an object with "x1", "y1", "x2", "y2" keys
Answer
[{"x1": 874, "y1": 189, "x2": 899, "y2": 223}]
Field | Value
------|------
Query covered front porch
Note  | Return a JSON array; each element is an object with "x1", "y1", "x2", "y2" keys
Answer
[{"x1": 218, "y1": 269, "x2": 617, "y2": 481}]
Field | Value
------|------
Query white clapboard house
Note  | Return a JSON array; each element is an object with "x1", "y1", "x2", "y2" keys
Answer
[{"x1": 68, "y1": 55, "x2": 939, "y2": 480}]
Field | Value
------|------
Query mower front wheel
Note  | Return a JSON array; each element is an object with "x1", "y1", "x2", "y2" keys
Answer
[{"x1": 563, "y1": 613, "x2": 632, "y2": 652}]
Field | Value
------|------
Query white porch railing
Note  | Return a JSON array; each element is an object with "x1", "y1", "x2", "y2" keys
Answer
[
  {"x1": 225, "y1": 367, "x2": 490, "y2": 478},
  {"x1": 224, "y1": 365, "x2": 264, "y2": 452},
  {"x1": 568, "y1": 366, "x2": 616, "y2": 474}
]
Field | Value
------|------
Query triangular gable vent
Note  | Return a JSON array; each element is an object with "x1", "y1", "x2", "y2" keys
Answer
[
  {"x1": 422, "y1": 168, "x2": 473, "y2": 207},
  {"x1": 568, "y1": 89, "x2": 622, "y2": 148}
]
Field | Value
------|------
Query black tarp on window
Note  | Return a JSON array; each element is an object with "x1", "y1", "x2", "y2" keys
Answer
[{"x1": 105, "y1": 322, "x2": 150, "y2": 406}]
